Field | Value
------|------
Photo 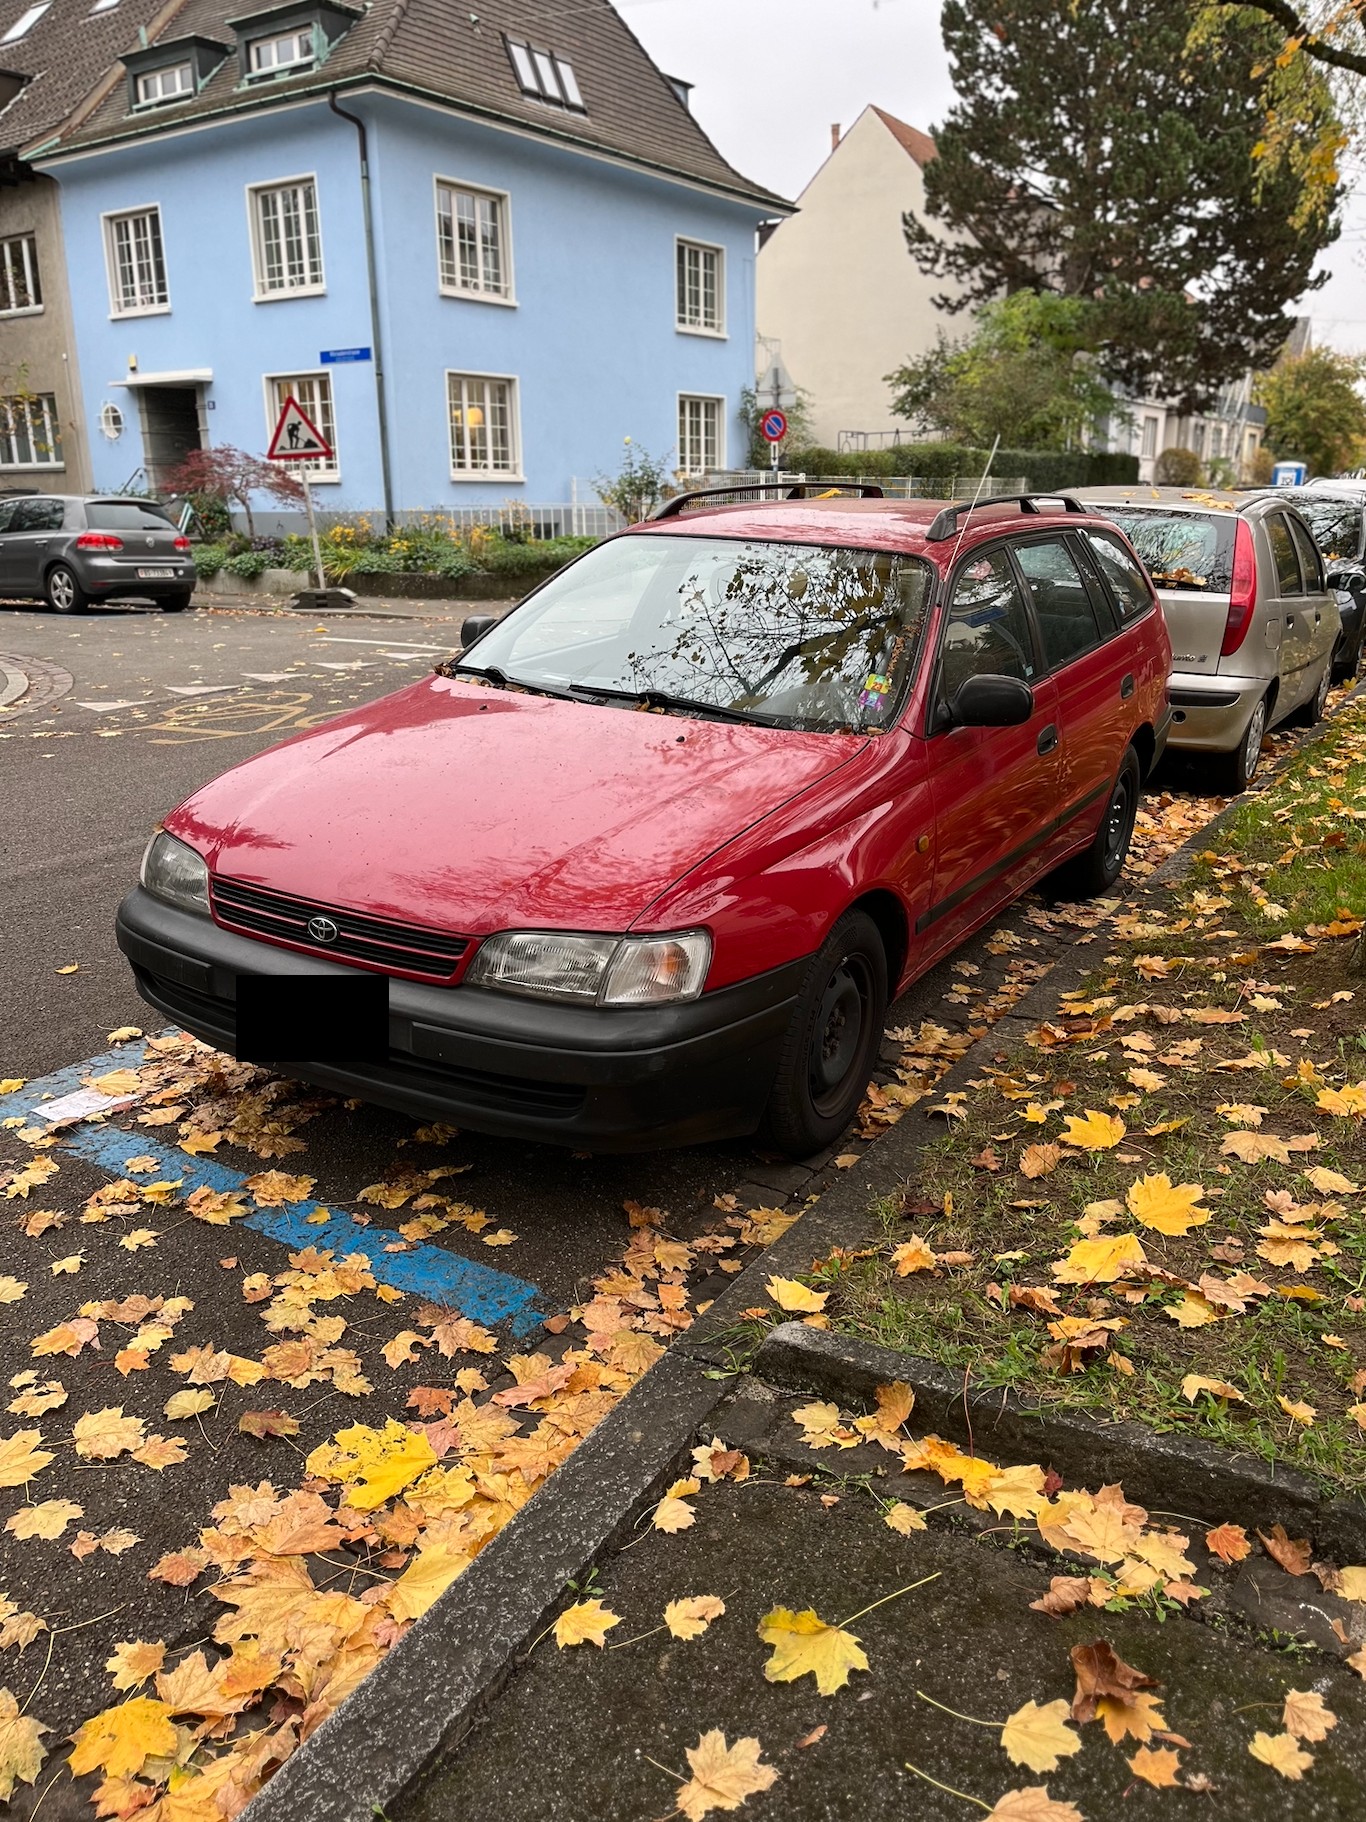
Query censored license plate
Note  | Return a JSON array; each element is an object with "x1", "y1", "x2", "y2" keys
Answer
[
  {"x1": 234, "y1": 972, "x2": 388, "y2": 1064},
  {"x1": 138, "y1": 566, "x2": 177, "y2": 578}
]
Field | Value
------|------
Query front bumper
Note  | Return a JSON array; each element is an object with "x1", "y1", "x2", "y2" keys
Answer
[
  {"x1": 115, "y1": 887, "x2": 804, "y2": 1152},
  {"x1": 1164, "y1": 671, "x2": 1266, "y2": 755}
]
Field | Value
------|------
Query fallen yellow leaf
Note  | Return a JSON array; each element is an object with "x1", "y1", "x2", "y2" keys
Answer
[
  {"x1": 664, "y1": 1595, "x2": 726, "y2": 1640},
  {"x1": 554, "y1": 1598, "x2": 620, "y2": 1648},
  {"x1": 1061, "y1": 1110, "x2": 1126, "y2": 1150},
  {"x1": 68, "y1": 1697, "x2": 176, "y2": 1780},
  {"x1": 757, "y1": 1606, "x2": 868, "y2": 1696},
  {"x1": 1125, "y1": 1174, "x2": 1208, "y2": 1236},
  {"x1": 676, "y1": 1729, "x2": 778, "y2": 1820},
  {"x1": 765, "y1": 1276, "x2": 828, "y2": 1314},
  {"x1": 1248, "y1": 1730, "x2": 1313, "y2": 1780},
  {"x1": 1000, "y1": 1698, "x2": 1081, "y2": 1773}
]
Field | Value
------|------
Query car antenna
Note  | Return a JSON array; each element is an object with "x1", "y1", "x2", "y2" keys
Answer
[{"x1": 946, "y1": 434, "x2": 1002, "y2": 572}]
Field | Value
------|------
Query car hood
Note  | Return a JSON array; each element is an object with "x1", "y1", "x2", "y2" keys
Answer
[{"x1": 167, "y1": 676, "x2": 868, "y2": 934}]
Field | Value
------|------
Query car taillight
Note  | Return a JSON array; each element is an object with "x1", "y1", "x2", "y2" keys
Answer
[
  {"x1": 75, "y1": 532, "x2": 124, "y2": 551},
  {"x1": 174, "y1": 536, "x2": 191, "y2": 551},
  {"x1": 1221, "y1": 519, "x2": 1257, "y2": 656}
]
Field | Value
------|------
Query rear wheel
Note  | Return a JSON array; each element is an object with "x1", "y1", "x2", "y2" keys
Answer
[
  {"x1": 161, "y1": 592, "x2": 193, "y2": 613},
  {"x1": 1222, "y1": 691, "x2": 1269, "y2": 793},
  {"x1": 45, "y1": 564, "x2": 88, "y2": 615},
  {"x1": 761, "y1": 910, "x2": 888, "y2": 1158},
  {"x1": 1049, "y1": 745, "x2": 1141, "y2": 901}
]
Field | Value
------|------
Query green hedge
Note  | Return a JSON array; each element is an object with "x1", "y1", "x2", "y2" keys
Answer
[{"x1": 781, "y1": 444, "x2": 1139, "y2": 490}]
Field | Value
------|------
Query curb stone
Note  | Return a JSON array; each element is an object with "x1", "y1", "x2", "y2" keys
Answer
[{"x1": 240, "y1": 685, "x2": 1365, "y2": 1817}]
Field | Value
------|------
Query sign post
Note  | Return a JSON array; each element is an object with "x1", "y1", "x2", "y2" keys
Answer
[
  {"x1": 760, "y1": 407, "x2": 788, "y2": 478},
  {"x1": 266, "y1": 396, "x2": 334, "y2": 590}
]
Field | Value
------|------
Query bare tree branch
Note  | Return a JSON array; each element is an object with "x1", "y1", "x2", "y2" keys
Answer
[{"x1": 1213, "y1": 0, "x2": 1366, "y2": 76}]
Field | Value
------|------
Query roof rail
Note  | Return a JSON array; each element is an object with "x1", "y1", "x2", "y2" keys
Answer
[
  {"x1": 651, "y1": 480, "x2": 885, "y2": 520},
  {"x1": 925, "y1": 492, "x2": 1087, "y2": 542}
]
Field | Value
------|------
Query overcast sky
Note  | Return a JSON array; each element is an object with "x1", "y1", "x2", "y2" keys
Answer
[{"x1": 623, "y1": 0, "x2": 1366, "y2": 357}]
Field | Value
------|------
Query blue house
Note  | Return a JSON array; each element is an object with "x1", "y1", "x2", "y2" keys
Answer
[{"x1": 29, "y1": 0, "x2": 787, "y2": 517}]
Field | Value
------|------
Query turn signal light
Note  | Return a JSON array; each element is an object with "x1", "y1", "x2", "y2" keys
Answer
[
  {"x1": 75, "y1": 532, "x2": 124, "y2": 551},
  {"x1": 1220, "y1": 518, "x2": 1257, "y2": 657}
]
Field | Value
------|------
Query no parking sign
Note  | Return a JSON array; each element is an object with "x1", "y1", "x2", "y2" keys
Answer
[{"x1": 760, "y1": 409, "x2": 788, "y2": 444}]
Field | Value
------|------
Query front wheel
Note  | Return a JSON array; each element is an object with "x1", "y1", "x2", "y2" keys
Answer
[
  {"x1": 1049, "y1": 746, "x2": 1141, "y2": 901},
  {"x1": 45, "y1": 564, "x2": 88, "y2": 615},
  {"x1": 761, "y1": 910, "x2": 888, "y2": 1158}
]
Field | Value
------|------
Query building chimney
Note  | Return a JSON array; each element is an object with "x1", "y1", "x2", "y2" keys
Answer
[{"x1": 831, "y1": 123, "x2": 841, "y2": 151}]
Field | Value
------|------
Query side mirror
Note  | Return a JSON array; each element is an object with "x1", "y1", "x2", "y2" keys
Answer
[
  {"x1": 460, "y1": 614, "x2": 498, "y2": 650},
  {"x1": 949, "y1": 673, "x2": 1035, "y2": 728},
  {"x1": 1327, "y1": 569, "x2": 1365, "y2": 596}
]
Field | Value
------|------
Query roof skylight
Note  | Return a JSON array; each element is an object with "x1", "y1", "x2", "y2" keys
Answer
[
  {"x1": 1, "y1": 1, "x2": 50, "y2": 43},
  {"x1": 505, "y1": 36, "x2": 584, "y2": 111}
]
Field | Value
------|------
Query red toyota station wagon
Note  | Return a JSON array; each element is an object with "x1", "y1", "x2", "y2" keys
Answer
[{"x1": 116, "y1": 488, "x2": 1172, "y2": 1156}]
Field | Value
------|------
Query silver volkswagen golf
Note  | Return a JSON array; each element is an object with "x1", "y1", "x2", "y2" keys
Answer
[{"x1": 1077, "y1": 488, "x2": 1340, "y2": 789}]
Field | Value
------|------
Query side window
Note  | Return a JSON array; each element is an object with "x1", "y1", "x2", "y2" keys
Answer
[
  {"x1": 1014, "y1": 538, "x2": 1103, "y2": 670},
  {"x1": 1286, "y1": 514, "x2": 1324, "y2": 593},
  {"x1": 10, "y1": 497, "x2": 64, "y2": 531},
  {"x1": 1267, "y1": 514, "x2": 1303, "y2": 596},
  {"x1": 939, "y1": 549, "x2": 1037, "y2": 703},
  {"x1": 1082, "y1": 530, "x2": 1154, "y2": 623},
  {"x1": 0, "y1": 499, "x2": 19, "y2": 533}
]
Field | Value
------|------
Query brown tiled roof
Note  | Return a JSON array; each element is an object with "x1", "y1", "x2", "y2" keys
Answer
[
  {"x1": 870, "y1": 105, "x2": 936, "y2": 168},
  {"x1": 0, "y1": 0, "x2": 182, "y2": 154},
  {"x1": 38, "y1": 0, "x2": 789, "y2": 210}
]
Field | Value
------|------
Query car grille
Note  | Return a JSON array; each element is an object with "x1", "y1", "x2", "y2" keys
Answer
[{"x1": 211, "y1": 877, "x2": 469, "y2": 981}]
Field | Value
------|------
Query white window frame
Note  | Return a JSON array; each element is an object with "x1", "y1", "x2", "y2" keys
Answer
[
  {"x1": 0, "y1": 232, "x2": 41, "y2": 316},
  {"x1": 505, "y1": 36, "x2": 585, "y2": 110},
  {"x1": 262, "y1": 370, "x2": 339, "y2": 481},
  {"x1": 246, "y1": 25, "x2": 315, "y2": 74},
  {"x1": 102, "y1": 204, "x2": 169, "y2": 318},
  {"x1": 433, "y1": 177, "x2": 514, "y2": 305},
  {"x1": 134, "y1": 63, "x2": 194, "y2": 106},
  {"x1": 446, "y1": 370, "x2": 522, "y2": 481},
  {"x1": 1140, "y1": 415, "x2": 1157, "y2": 459},
  {"x1": 247, "y1": 174, "x2": 326, "y2": 300},
  {"x1": 0, "y1": 393, "x2": 63, "y2": 469},
  {"x1": 675, "y1": 237, "x2": 725, "y2": 337},
  {"x1": 677, "y1": 392, "x2": 725, "y2": 476}
]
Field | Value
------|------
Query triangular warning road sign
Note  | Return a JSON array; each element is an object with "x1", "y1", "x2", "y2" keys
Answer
[{"x1": 267, "y1": 395, "x2": 333, "y2": 462}]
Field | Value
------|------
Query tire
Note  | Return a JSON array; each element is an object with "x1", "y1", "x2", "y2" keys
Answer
[
  {"x1": 1049, "y1": 745, "x2": 1141, "y2": 901},
  {"x1": 161, "y1": 592, "x2": 193, "y2": 613},
  {"x1": 45, "y1": 564, "x2": 88, "y2": 615},
  {"x1": 761, "y1": 909, "x2": 888, "y2": 1158},
  {"x1": 1222, "y1": 691, "x2": 1269, "y2": 793},
  {"x1": 1292, "y1": 660, "x2": 1331, "y2": 728}
]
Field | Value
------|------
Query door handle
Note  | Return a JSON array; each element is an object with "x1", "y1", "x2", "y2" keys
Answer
[
  {"x1": 1286, "y1": 613, "x2": 1295, "y2": 628},
  {"x1": 1037, "y1": 724, "x2": 1059, "y2": 756},
  {"x1": 1120, "y1": 673, "x2": 1135, "y2": 700}
]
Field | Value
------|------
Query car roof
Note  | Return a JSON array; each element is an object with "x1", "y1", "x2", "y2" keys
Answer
[
  {"x1": 1074, "y1": 485, "x2": 1261, "y2": 517},
  {"x1": 627, "y1": 494, "x2": 1123, "y2": 560}
]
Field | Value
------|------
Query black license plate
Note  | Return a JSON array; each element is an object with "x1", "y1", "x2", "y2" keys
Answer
[{"x1": 234, "y1": 973, "x2": 388, "y2": 1063}]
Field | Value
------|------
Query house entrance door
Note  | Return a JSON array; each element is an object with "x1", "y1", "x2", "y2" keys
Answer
[{"x1": 139, "y1": 386, "x2": 203, "y2": 489}]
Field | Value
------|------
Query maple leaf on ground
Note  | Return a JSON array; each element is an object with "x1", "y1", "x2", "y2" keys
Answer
[
  {"x1": 884, "y1": 1502, "x2": 928, "y2": 1536},
  {"x1": 1000, "y1": 1699, "x2": 1081, "y2": 1773},
  {"x1": 0, "y1": 1429, "x2": 54, "y2": 1488},
  {"x1": 0, "y1": 1688, "x2": 48, "y2": 1803},
  {"x1": 5, "y1": 1498, "x2": 82, "y2": 1541},
  {"x1": 1020, "y1": 1144, "x2": 1062, "y2": 1179},
  {"x1": 1282, "y1": 1689, "x2": 1336, "y2": 1742},
  {"x1": 238, "y1": 1410, "x2": 300, "y2": 1440},
  {"x1": 1221, "y1": 1131, "x2": 1291, "y2": 1165},
  {"x1": 664, "y1": 1595, "x2": 726, "y2": 1640},
  {"x1": 1029, "y1": 1576, "x2": 1093, "y2": 1617},
  {"x1": 307, "y1": 1419, "x2": 437, "y2": 1512},
  {"x1": 765, "y1": 1276, "x2": 828, "y2": 1313},
  {"x1": 757, "y1": 1606, "x2": 867, "y2": 1696},
  {"x1": 164, "y1": 1389, "x2": 215, "y2": 1421},
  {"x1": 1051, "y1": 1233, "x2": 1147, "y2": 1286},
  {"x1": 653, "y1": 1489, "x2": 698, "y2": 1534},
  {"x1": 676, "y1": 1730, "x2": 778, "y2": 1820},
  {"x1": 791, "y1": 1402, "x2": 860, "y2": 1450},
  {"x1": 1126, "y1": 1174, "x2": 1208, "y2": 1236},
  {"x1": 1205, "y1": 1523, "x2": 1253, "y2": 1564},
  {"x1": 147, "y1": 1547, "x2": 209, "y2": 1587},
  {"x1": 105, "y1": 1641, "x2": 166, "y2": 1692},
  {"x1": 984, "y1": 1789, "x2": 1083, "y2": 1822},
  {"x1": 73, "y1": 1408, "x2": 146, "y2": 1461},
  {"x1": 386, "y1": 1543, "x2": 471, "y2": 1622},
  {"x1": 1128, "y1": 1746, "x2": 1181, "y2": 1788},
  {"x1": 1070, "y1": 1639, "x2": 1158, "y2": 1725},
  {"x1": 1061, "y1": 1110, "x2": 1125, "y2": 1150},
  {"x1": 1258, "y1": 1525, "x2": 1312, "y2": 1577},
  {"x1": 554, "y1": 1599, "x2": 620, "y2": 1648},
  {"x1": 242, "y1": 1170, "x2": 315, "y2": 1206},
  {"x1": 1182, "y1": 1375, "x2": 1245, "y2": 1405},
  {"x1": 0, "y1": 1278, "x2": 25, "y2": 1305},
  {"x1": 891, "y1": 1236, "x2": 936, "y2": 1276},
  {"x1": 1248, "y1": 1731, "x2": 1313, "y2": 1779},
  {"x1": 68, "y1": 1697, "x2": 177, "y2": 1780}
]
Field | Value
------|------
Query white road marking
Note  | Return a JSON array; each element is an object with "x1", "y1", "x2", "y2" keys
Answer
[
  {"x1": 312, "y1": 636, "x2": 448, "y2": 652},
  {"x1": 316, "y1": 660, "x2": 376, "y2": 670},
  {"x1": 165, "y1": 684, "x2": 241, "y2": 696},
  {"x1": 73, "y1": 700, "x2": 152, "y2": 711},
  {"x1": 241, "y1": 671, "x2": 298, "y2": 683}
]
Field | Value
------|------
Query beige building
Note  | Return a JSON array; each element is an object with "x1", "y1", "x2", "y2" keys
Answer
[{"x1": 756, "y1": 105, "x2": 967, "y2": 451}]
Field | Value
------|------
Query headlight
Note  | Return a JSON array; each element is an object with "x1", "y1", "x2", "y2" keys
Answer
[
  {"x1": 465, "y1": 930, "x2": 711, "y2": 1006},
  {"x1": 140, "y1": 831, "x2": 210, "y2": 914}
]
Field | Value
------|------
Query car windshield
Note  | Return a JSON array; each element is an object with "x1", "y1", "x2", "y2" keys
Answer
[
  {"x1": 458, "y1": 534, "x2": 934, "y2": 732},
  {"x1": 1293, "y1": 496, "x2": 1365, "y2": 563},
  {"x1": 1093, "y1": 509, "x2": 1234, "y2": 592},
  {"x1": 86, "y1": 501, "x2": 176, "y2": 530}
]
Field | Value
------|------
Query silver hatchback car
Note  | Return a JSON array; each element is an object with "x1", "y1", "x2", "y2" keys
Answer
[{"x1": 1077, "y1": 488, "x2": 1340, "y2": 788}]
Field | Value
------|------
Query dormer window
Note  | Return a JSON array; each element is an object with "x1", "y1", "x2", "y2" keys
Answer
[
  {"x1": 506, "y1": 37, "x2": 585, "y2": 111},
  {"x1": 135, "y1": 63, "x2": 193, "y2": 105},
  {"x1": 246, "y1": 25, "x2": 314, "y2": 74}
]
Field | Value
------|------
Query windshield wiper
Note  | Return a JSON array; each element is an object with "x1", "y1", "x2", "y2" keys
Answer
[
  {"x1": 447, "y1": 662, "x2": 577, "y2": 702},
  {"x1": 566, "y1": 683, "x2": 781, "y2": 726}
]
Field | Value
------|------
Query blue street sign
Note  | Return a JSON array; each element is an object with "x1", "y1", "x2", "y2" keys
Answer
[
  {"x1": 1272, "y1": 461, "x2": 1307, "y2": 487},
  {"x1": 320, "y1": 347, "x2": 372, "y2": 364},
  {"x1": 761, "y1": 409, "x2": 788, "y2": 444}
]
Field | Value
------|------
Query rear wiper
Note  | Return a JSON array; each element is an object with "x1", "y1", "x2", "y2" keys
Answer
[
  {"x1": 447, "y1": 662, "x2": 577, "y2": 702},
  {"x1": 566, "y1": 683, "x2": 781, "y2": 726}
]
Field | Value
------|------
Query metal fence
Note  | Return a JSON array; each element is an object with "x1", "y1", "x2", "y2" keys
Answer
[{"x1": 396, "y1": 501, "x2": 627, "y2": 539}]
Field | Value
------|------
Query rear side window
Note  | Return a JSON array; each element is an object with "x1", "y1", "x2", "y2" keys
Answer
[
  {"x1": 10, "y1": 497, "x2": 65, "y2": 531},
  {"x1": 1286, "y1": 514, "x2": 1324, "y2": 592},
  {"x1": 1083, "y1": 530, "x2": 1153, "y2": 622},
  {"x1": 0, "y1": 499, "x2": 18, "y2": 533},
  {"x1": 1097, "y1": 509, "x2": 1234, "y2": 593},
  {"x1": 940, "y1": 549, "x2": 1038, "y2": 699},
  {"x1": 1014, "y1": 538, "x2": 1105, "y2": 670},
  {"x1": 1266, "y1": 514, "x2": 1303, "y2": 596},
  {"x1": 85, "y1": 501, "x2": 176, "y2": 531}
]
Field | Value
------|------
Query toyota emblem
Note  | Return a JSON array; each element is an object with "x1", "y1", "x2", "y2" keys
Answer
[{"x1": 307, "y1": 915, "x2": 340, "y2": 944}]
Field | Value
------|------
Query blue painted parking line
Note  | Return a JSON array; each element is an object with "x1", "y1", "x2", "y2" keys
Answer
[{"x1": 3, "y1": 1042, "x2": 544, "y2": 1335}]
